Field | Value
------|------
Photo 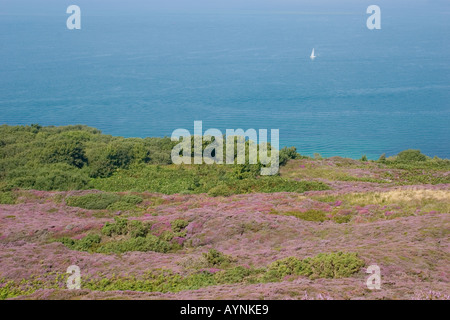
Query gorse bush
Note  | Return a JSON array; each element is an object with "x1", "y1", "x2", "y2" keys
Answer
[
  {"x1": 279, "y1": 146, "x2": 301, "y2": 166},
  {"x1": 171, "y1": 219, "x2": 189, "y2": 233},
  {"x1": 66, "y1": 193, "x2": 120, "y2": 210},
  {"x1": 265, "y1": 252, "x2": 365, "y2": 281},
  {"x1": 101, "y1": 217, "x2": 151, "y2": 238},
  {"x1": 96, "y1": 235, "x2": 174, "y2": 254},
  {"x1": 202, "y1": 249, "x2": 233, "y2": 268},
  {"x1": 0, "y1": 191, "x2": 16, "y2": 204},
  {"x1": 395, "y1": 149, "x2": 428, "y2": 162}
]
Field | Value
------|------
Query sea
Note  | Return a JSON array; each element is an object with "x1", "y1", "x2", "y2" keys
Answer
[{"x1": 1, "y1": 0, "x2": 449, "y2": 159}]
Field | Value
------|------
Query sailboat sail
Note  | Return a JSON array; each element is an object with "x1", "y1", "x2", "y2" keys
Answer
[{"x1": 310, "y1": 48, "x2": 316, "y2": 59}]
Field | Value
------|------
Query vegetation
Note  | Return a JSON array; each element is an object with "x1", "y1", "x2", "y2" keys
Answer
[
  {"x1": 0, "y1": 125, "x2": 329, "y2": 195},
  {"x1": 55, "y1": 217, "x2": 188, "y2": 254},
  {"x1": 0, "y1": 251, "x2": 364, "y2": 299}
]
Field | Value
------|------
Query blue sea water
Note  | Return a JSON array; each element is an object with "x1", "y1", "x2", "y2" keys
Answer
[{"x1": 0, "y1": 1, "x2": 449, "y2": 159}]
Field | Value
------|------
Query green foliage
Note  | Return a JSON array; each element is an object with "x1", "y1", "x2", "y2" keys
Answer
[
  {"x1": 303, "y1": 252, "x2": 365, "y2": 279},
  {"x1": 0, "y1": 191, "x2": 16, "y2": 204},
  {"x1": 396, "y1": 149, "x2": 428, "y2": 162},
  {"x1": 96, "y1": 235, "x2": 174, "y2": 254},
  {"x1": 40, "y1": 138, "x2": 88, "y2": 168},
  {"x1": 207, "y1": 184, "x2": 234, "y2": 197},
  {"x1": 202, "y1": 249, "x2": 233, "y2": 267},
  {"x1": 6, "y1": 164, "x2": 90, "y2": 191},
  {"x1": 279, "y1": 146, "x2": 300, "y2": 166},
  {"x1": 265, "y1": 252, "x2": 364, "y2": 281},
  {"x1": 66, "y1": 193, "x2": 120, "y2": 210},
  {"x1": 171, "y1": 219, "x2": 189, "y2": 233},
  {"x1": 378, "y1": 153, "x2": 386, "y2": 162},
  {"x1": 101, "y1": 217, "x2": 130, "y2": 236},
  {"x1": 0, "y1": 125, "x2": 175, "y2": 189},
  {"x1": 91, "y1": 165, "x2": 330, "y2": 195},
  {"x1": 121, "y1": 195, "x2": 143, "y2": 205},
  {"x1": 1, "y1": 252, "x2": 364, "y2": 298},
  {"x1": 101, "y1": 217, "x2": 150, "y2": 238},
  {"x1": 59, "y1": 234, "x2": 102, "y2": 252},
  {"x1": 360, "y1": 155, "x2": 368, "y2": 162},
  {"x1": 58, "y1": 218, "x2": 179, "y2": 254}
]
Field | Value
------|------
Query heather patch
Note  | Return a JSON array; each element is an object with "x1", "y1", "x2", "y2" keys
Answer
[
  {"x1": 269, "y1": 209, "x2": 328, "y2": 222},
  {"x1": 0, "y1": 252, "x2": 364, "y2": 299}
]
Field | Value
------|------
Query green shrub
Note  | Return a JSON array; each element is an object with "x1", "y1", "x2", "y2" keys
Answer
[
  {"x1": 171, "y1": 219, "x2": 189, "y2": 233},
  {"x1": 97, "y1": 235, "x2": 173, "y2": 254},
  {"x1": 304, "y1": 252, "x2": 365, "y2": 279},
  {"x1": 264, "y1": 252, "x2": 364, "y2": 281},
  {"x1": 333, "y1": 215, "x2": 352, "y2": 224},
  {"x1": 396, "y1": 149, "x2": 428, "y2": 162},
  {"x1": 127, "y1": 220, "x2": 149, "y2": 238},
  {"x1": 0, "y1": 191, "x2": 16, "y2": 204},
  {"x1": 360, "y1": 155, "x2": 368, "y2": 162},
  {"x1": 101, "y1": 217, "x2": 130, "y2": 236},
  {"x1": 214, "y1": 266, "x2": 253, "y2": 284},
  {"x1": 207, "y1": 184, "x2": 234, "y2": 197},
  {"x1": 202, "y1": 249, "x2": 233, "y2": 267},
  {"x1": 121, "y1": 195, "x2": 143, "y2": 205},
  {"x1": 7, "y1": 164, "x2": 90, "y2": 191},
  {"x1": 66, "y1": 193, "x2": 120, "y2": 210},
  {"x1": 279, "y1": 146, "x2": 300, "y2": 166},
  {"x1": 58, "y1": 234, "x2": 101, "y2": 252}
]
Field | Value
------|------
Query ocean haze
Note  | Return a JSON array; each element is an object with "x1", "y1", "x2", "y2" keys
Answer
[{"x1": 0, "y1": 1, "x2": 449, "y2": 159}]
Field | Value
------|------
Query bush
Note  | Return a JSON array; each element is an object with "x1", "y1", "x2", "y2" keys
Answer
[
  {"x1": 101, "y1": 217, "x2": 131, "y2": 236},
  {"x1": 207, "y1": 184, "x2": 234, "y2": 197},
  {"x1": 40, "y1": 138, "x2": 88, "y2": 168},
  {"x1": 96, "y1": 235, "x2": 173, "y2": 254},
  {"x1": 58, "y1": 234, "x2": 102, "y2": 252},
  {"x1": 304, "y1": 252, "x2": 365, "y2": 279},
  {"x1": 202, "y1": 249, "x2": 233, "y2": 267},
  {"x1": 0, "y1": 191, "x2": 16, "y2": 204},
  {"x1": 121, "y1": 195, "x2": 143, "y2": 205},
  {"x1": 171, "y1": 219, "x2": 189, "y2": 233},
  {"x1": 264, "y1": 252, "x2": 365, "y2": 281},
  {"x1": 279, "y1": 146, "x2": 299, "y2": 166},
  {"x1": 7, "y1": 164, "x2": 90, "y2": 191},
  {"x1": 360, "y1": 155, "x2": 368, "y2": 162},
  {"x1": 127, "y1": 220, "x2": 149, "y2": 238},
  {"x1": 396, "y1": 149, "x2": 428, "y2": 162},
  {"x1": 67, "y1": 193, "x2": 120, "y2": 210}
]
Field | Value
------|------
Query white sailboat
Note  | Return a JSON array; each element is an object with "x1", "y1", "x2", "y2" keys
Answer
[{"x1": 310, "y1": 48, "x2": 316, "y2": 60}]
